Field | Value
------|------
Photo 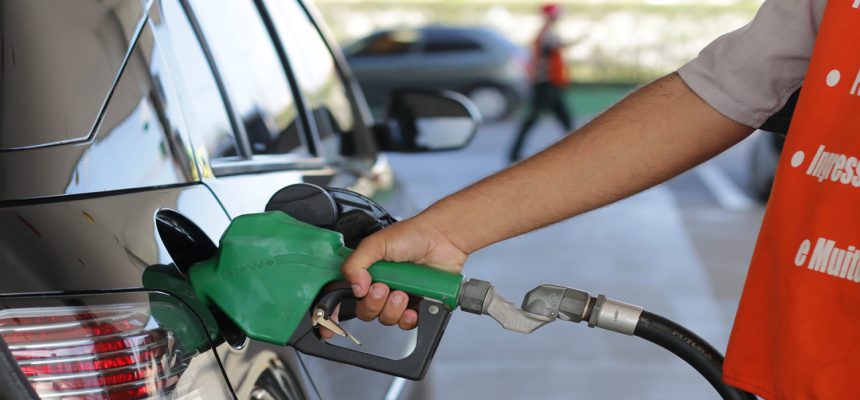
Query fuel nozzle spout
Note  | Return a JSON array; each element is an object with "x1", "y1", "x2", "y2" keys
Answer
[
  {"x1": 457, "y1": 279, "x2": 554, "y2": 334},
  {"x1": 457, "y1": 279, "x2": 643, "y2": 336}
]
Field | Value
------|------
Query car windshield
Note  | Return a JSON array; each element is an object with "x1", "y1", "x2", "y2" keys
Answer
[
  {"x1": 422, "y1": 29, "x2": 482, "y2": 53},
  {"x1": 347, "y1": 30, "x2": 420, "y2": 57}
]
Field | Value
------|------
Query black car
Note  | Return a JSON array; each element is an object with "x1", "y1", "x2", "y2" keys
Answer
[
  {"x1": 346, "y1": 26, "x2": 529, "y2": 121},
  {"x1": 0, "y1": 1, "x2": 477, "y2": 399}
]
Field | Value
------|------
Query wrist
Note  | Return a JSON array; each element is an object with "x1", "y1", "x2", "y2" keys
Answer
[{"x1": 416, "y1": 203, "x2": 474, "y2": 256}]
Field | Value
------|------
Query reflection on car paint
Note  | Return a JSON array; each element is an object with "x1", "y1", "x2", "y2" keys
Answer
[{"x1": 0, "y1": 0, "x2": 146, "y2": 150}]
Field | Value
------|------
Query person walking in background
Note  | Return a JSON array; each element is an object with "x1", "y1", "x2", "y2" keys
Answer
[{"x1": 509, "y1": 3, "x2": 574, "y2": 163}]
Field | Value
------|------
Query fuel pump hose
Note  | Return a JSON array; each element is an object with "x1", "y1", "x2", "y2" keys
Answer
[
  {"x1": 633, "y1": 311, "x2": 756, "y2": 400},
  {"x1": 465, "y1": 281, "x2": 758, "y2": 400}
]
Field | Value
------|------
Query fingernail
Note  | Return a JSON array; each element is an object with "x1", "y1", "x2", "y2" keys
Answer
[
  {"x1": 391, "y1": 294, "x2": 404, "y2": 305},
  {"x1": 351, "y1": 284, "x2": 362, "y2": 296},
  {"x1": 371, "y1": 286, "x2": 385, "y2": 299},
  {"x1": 403, "y1": 315, "x2": 415, "y2": 324}
]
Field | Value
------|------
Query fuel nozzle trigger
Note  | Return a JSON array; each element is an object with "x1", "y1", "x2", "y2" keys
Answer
[{"x1": 308, "y1": 283, "x2": 362, "y2": 345}]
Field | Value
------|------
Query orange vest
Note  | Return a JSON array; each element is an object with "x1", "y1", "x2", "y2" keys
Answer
[
  {"x1": 531, "y1": 27, "x2": 567, "y2": 87},
  {"x1": 723, "y1": 1, "x2": 860, "y2": 398}
]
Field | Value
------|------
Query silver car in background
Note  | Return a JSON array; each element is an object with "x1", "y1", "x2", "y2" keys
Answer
[{"x1": 346, "y1": 26, "x2": 529, "y2": 121}]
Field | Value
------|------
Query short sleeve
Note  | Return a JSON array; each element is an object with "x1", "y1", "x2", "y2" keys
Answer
[
  {"x1": 541, "y1": 32, "x2": 561, "y2": 54},
  {"x1": 677, "y1": 0, "x2": 825, "y2": 128}
]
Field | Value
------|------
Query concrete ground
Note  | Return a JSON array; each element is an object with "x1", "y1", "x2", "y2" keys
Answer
[{"x1": 386, "y1": 116, "x2": 767, "y2": 400}]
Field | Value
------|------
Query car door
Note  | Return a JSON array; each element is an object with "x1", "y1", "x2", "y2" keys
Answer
[
  {"x1": 182, "y1": 1, "x2": 413, "y2": 399},
  {"x1": 179, "y1": 0, "x2": 329, "y2": 219},
  {"x1": 144, "y1": 1, "x2": 325, "y2": 398},
  {"x1": 258, "y1": 2, "x2": 418, "y2": 399}
]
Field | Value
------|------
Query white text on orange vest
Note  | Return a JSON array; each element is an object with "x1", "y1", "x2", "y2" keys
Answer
[
  {"x1": 805, "y1": 145, "x2": 860, "y2": 185},
  {"x1": 795, "y1": 237, "x2": 860, "y2": 283}
]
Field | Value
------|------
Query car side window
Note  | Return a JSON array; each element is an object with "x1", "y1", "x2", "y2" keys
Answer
[
  {"x1": 349, "y1": 31, "x2": 419, "y2": 57},
  {"x1": 188, "y1": 0, "x2": 307, "y2": 157},
  {"x1": 157, "y1": 0, "x2": 239, "y2": 162},
  {"x1": 264, "y1": 0, "x2": 363, "y2": 159},
  {"x1": 423, "y1": 31, "x2": 482, "y2": 54}
]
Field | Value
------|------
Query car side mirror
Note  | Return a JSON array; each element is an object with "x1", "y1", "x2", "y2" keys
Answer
[{"x1": 373, "y1": 89, "x2": 481, "y2": 152}]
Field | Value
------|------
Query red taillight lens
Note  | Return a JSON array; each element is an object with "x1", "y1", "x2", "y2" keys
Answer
[{"x1": 0, "y1": 304, "x2": 190, "y2": 400}]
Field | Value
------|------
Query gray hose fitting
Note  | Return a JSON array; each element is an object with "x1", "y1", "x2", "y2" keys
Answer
[
  {"x1": 587, "y1": 294, "x2": 644, "y2": 335},
  {"x1": 457, "y1": 279, "x2": 554, "y2": 333},
  {"x1": 521, "y1": 284, "x2": 592, "y2": 323},
  {"x1": 458, "y1": 279, "x2": 492, "y2": 315},
  {"x1": 520, "y1": 284, "x2": 643, "y2": 336}
]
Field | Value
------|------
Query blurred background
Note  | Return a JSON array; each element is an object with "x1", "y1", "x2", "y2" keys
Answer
[
  {"x1": 320, "y1": 0, "x2": 763, "y2": 115},
  {"x1": 312, "y1": 0, "x2": 778, "y2": 399}
]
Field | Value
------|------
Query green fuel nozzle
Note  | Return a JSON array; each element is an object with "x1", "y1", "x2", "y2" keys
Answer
[{"x1": 188, "y1": 211, "x2": 463, "y2": 379}]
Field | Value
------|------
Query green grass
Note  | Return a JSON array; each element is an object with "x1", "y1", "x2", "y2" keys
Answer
[{"x1": 510, "y1": 83, "x2": 637, "y2": 121}]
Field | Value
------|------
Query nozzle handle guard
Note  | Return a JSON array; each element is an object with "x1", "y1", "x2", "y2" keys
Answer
[{"x1": 289, "y1": 298, "x2": 451, "y2": 380}]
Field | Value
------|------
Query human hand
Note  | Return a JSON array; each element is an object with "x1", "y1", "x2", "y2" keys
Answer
[{"x1": 319, "y1": 214, "x2": 467, "y2": 339}]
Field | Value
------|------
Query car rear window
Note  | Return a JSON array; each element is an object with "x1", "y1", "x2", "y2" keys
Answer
[{"x1": 0, "y1": 0, "x2": 145, "y2": 150}]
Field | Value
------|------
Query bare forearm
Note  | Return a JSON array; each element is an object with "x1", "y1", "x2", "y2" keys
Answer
[{"x1": 424, "y1": 73, "x2": 754, "y2": 254}]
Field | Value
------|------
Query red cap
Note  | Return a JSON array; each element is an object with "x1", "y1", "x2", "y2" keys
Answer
[{"x1": 542, "y1": 4, "x2": 562, "y2": 19}]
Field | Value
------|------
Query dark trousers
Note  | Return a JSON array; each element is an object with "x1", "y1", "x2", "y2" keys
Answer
[{"x1": 509, "y1": 82, "x2": 573, "y2": 161}]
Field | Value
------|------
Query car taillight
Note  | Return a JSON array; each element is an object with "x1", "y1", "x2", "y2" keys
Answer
[{"x1": 0, "y1": 296, "x2": 231, "y2": 400}]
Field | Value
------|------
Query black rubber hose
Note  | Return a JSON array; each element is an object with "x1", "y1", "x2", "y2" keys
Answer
[{"x1": 633, "y1": 311, "x2": 757, "y2": 400}]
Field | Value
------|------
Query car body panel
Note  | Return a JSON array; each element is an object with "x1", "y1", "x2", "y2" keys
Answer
[
  {"x1": 0, "y1": 0, "x2": 145, "y2": 150},
  {"x1": 0, "y1": 185, "x2": 226, "y2": 294},
  {"x1": 0, "y1": 2, "x2": 197, "y2": 201}
]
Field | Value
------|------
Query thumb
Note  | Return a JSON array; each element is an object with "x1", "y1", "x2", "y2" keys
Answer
[{"x1": 342, "y1": 235, "x2": 385, "y2": 297}]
